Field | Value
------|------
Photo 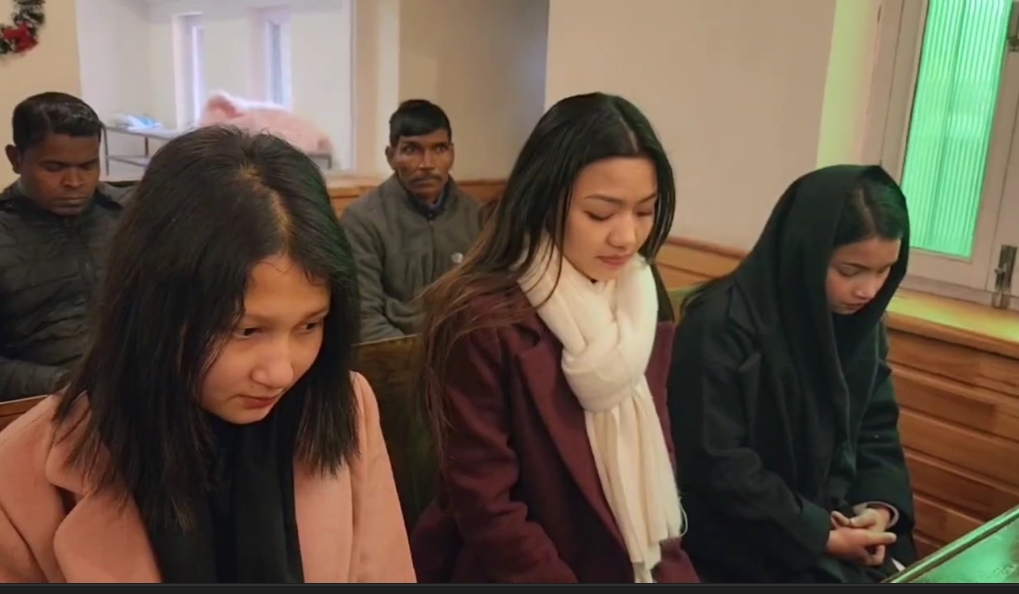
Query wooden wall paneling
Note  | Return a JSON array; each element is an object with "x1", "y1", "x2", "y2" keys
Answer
[
  {"x1": 0, "y1": 396, "x2": 44, "y2": 432},
  {"x1": 903, "y1": 451, "x2": 1019, "y2": 521},
  {"x1": 892, "y1": 365, "x2": 1019, "y2": 439},
  {"x1": 327, "y1": 177, "x2": 505, "y2": 219},
  {"x1": 898, "y1": 410, "x2": 1019, "y2": 488},
  {"x1": 913, "y1": 533, "x2": 941, "y2": 559},
  {"x1": 912, "y1": 493, "x2": 983, "y2": 547},
  {"x1": 889, "y1": 332, "x2": 1019, "y2": 398}
]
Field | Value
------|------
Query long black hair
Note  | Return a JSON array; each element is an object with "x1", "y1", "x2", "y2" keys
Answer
[
  {"x1": 55, "y1": 126, "x2": 361, "y2": 529},
  {"x1": 418, "y1": 92, "x2": 676, "y2": 450}
]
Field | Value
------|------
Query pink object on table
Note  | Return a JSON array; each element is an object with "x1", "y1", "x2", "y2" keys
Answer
[{"x1": 199, "y1": 91, "x2": 333, "y2": 156}]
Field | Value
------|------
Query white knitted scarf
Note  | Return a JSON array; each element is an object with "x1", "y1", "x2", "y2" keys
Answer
[{"x1": 517, "y1": 239, "x2": 684, "y2": 583}]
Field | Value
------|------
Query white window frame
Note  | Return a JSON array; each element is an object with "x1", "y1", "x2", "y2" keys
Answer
[
  {"x1": 862, "y1": 0, "x2": 1019, "y2": 303},
  {"x1": 256, "y1": 7, "x2": 293, "y2": 108},
  {"x1": 174, "y1": 13, "x2": 206, "y2": 127}
]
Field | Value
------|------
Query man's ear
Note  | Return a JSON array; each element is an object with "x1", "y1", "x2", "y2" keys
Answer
[
  {"x1": 448, "y1": 142, "x2": 455, "y2": 171},
  {"x1": 4, "y1": 145, "x2": 21, "y2": 174},
  {"x1": 384, "y1": 145, "x2": 395, "y2": 167}
]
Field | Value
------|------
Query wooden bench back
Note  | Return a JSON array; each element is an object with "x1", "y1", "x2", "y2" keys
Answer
[
  {"x1": 0, "y1": 395, "x2": 46, "y2": 432},
  {"x1": 353, "y1": 335, "x2": 435, "y2": 531},
  {"x1": 667, "y1": 285, "x2": 698, "y2": 322}
]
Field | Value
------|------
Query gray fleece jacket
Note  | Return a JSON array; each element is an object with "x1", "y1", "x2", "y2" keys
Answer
[{"x1": 339, "y1": 175, "x2": 482, "y2": 342}]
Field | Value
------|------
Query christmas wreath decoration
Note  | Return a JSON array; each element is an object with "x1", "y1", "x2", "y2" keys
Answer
[{"x1": 0, "y1": 0, "x2": 45, "y2": 57}]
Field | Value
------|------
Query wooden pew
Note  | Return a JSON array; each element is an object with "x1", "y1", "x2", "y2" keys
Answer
[
  {"x1": 0, "y1": 395, "x2": 46, "y2": 432},
  {"x1": 327, "y1": 177, "x2": 506, "y2": 219},
  {"x1": 667, "y1": 285, "x2": 697, "y2": 322},
  {"x1": 353, "y1": 335, "x2": 435, "y2": 531}
]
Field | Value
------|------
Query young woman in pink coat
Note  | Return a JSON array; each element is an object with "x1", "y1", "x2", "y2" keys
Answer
[{"x1": 0, "y1": 126, "x2": 415, "y2": 583}]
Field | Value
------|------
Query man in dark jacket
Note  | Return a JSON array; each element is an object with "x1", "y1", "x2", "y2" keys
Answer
[{"x1": 0, "y1": 92, "x2": 131, "y2": 402}]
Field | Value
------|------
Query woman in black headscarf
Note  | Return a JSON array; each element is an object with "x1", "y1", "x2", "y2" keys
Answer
[{"x1": 668, "y1": 164, "x2": 917, "y2": 583}]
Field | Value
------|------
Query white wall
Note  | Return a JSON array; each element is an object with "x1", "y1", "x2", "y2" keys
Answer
[
  {"x1": 346, "y1": 0, "x2": 549, "y2": 179},
  {"x1": 75, "y1": 0, "x2": 549, "y2": 180},
  {"x1": 146, "y1": 0, "x2": 354, "y2": 169},
  {"x1": 1, "y1": 0, "x2": 83, "y2": 187},
  {"x1": 76, "y1": 0, "x2": 354, "y2": 178},
  {"x1": 544, "y1": 0, "x2": 880, "y2": 250},
  {"x1": 398, "y1": 0, "x2": 549, "y2": 181},
  {"x1": 73, "y1": 0, "x2": 883, "y2": 250},
  {"x1": 816, "y1": 0, "x2": 882, "y2": 169},
  {"x1": 75, "y1": 0, "x2": 152, "y2": 180}
]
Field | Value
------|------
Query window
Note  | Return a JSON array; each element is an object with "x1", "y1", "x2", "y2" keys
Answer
[
  {"x1": 866, "y1": 0, "x2": 1019, "y2": 301},
  {"x1": 899, "y1": 0, "x2": 1012, "y2": 258},
  {"x1": 257, "y1": 8, "x2": 292, "y2": 108},
  {"x1": 176, "y1": 14, "x2": 207, "y2": 126}
]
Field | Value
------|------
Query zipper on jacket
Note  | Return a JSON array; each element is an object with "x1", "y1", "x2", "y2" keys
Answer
[{"x1": 64, "y1": 217, "x2": 98, "y2": 304}]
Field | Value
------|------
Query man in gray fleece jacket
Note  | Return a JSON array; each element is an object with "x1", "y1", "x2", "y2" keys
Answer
[{"x1": 340, "y1": 100, "x2": 482, "y2": 342}]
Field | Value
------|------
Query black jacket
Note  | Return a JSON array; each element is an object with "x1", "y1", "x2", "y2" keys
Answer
[
  {"x1": 668, "y1": 165, "x2": 917, "y2": 583},
  {"x1": 0, "y1": 182, "x2": 132, "y2": 401}
]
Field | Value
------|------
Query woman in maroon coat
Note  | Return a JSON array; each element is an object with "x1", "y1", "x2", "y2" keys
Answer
[{"x1": 409, "y1": 92, "x2": 699, "y2": 584}]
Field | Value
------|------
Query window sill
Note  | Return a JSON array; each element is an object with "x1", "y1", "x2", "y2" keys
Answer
[
  {"x1": 888, "y1": 288, "x2": 1019, "y2": 361},
  {"x1": 659, "y1": 237, "x2": 1019, "y2": 360}
]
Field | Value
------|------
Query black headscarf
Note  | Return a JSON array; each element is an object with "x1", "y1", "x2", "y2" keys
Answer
[
  {"x1": 732, "y1": 164, "x2": 910, "y2": 497},
  {"x1": 143, "y1": 409, "x2": 305, "y2": 583}
]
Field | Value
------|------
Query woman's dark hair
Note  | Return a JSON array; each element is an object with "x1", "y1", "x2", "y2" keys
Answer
[
  {"x1": 833, "y1": 176, "x2": 908, "y2": 249},
  {"x1": 418, "y1": 92, "x2": 676, "y2": 449},
  {"x1": 681, "y1": 171, "x2": 908, "y2": 314},
  {"x1": 55, "y1": 126, "x2": 361, "y2": 529}
]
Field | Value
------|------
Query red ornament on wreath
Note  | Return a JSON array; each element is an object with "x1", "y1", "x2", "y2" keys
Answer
[{"x1": 0, "y1": 0, "x2": 46, "y2": 57}]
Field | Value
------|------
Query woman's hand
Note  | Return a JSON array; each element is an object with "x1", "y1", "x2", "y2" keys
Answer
[
  {"x1": 836, "y1": 507, "x2": 892, "y2": 532},
  {"x1": 826, "y1": 509, "x2": 895, "y2": 566}
]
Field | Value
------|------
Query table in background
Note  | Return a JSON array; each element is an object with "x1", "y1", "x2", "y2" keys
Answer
[{"x1": 102, "y1": 127, "x2": 334, "y2": 172}]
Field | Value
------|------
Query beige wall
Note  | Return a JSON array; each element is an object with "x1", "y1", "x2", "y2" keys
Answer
[
  {"x1": 6, "y1": 0, "x2": 882, "y2": 250},
  {"x1": 816, "y1": 0, "x2": 882, "y2": 169},
  {"x1": 0, "y1": 0, "x2": 82, "y2": 187},
  {"x1": 74, "y1": 0, "x2": 549, "y2": 180},
  {"x1": 545, "y1": 0, "x2": 881, "y2": 249},
  {"x1": 351, "y1": 0, "x2": 549, "y2": 178},
  {"x1": 398, "y1": 0, "x2": 549, "y2": 181}
]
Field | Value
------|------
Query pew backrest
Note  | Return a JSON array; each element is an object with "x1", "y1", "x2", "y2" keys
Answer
[
  {"x1": 667, "y1": 285, "x2": 698, "y2": 323},
  {"x1": 353, "y1": 335, "x2": 435, "y2": 531},
  {"x1": 0, "y1": 395, "x2": 47, "y2": 432}
]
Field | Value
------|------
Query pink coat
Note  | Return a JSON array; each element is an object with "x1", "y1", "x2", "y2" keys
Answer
[{"x1": 0, "y1": 373, "x2": 415, "y2": 583}]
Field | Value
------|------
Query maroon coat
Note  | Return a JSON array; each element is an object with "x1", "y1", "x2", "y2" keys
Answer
[{"x1": 410, "y1": 290, "x2": 700, "y2": 583}]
